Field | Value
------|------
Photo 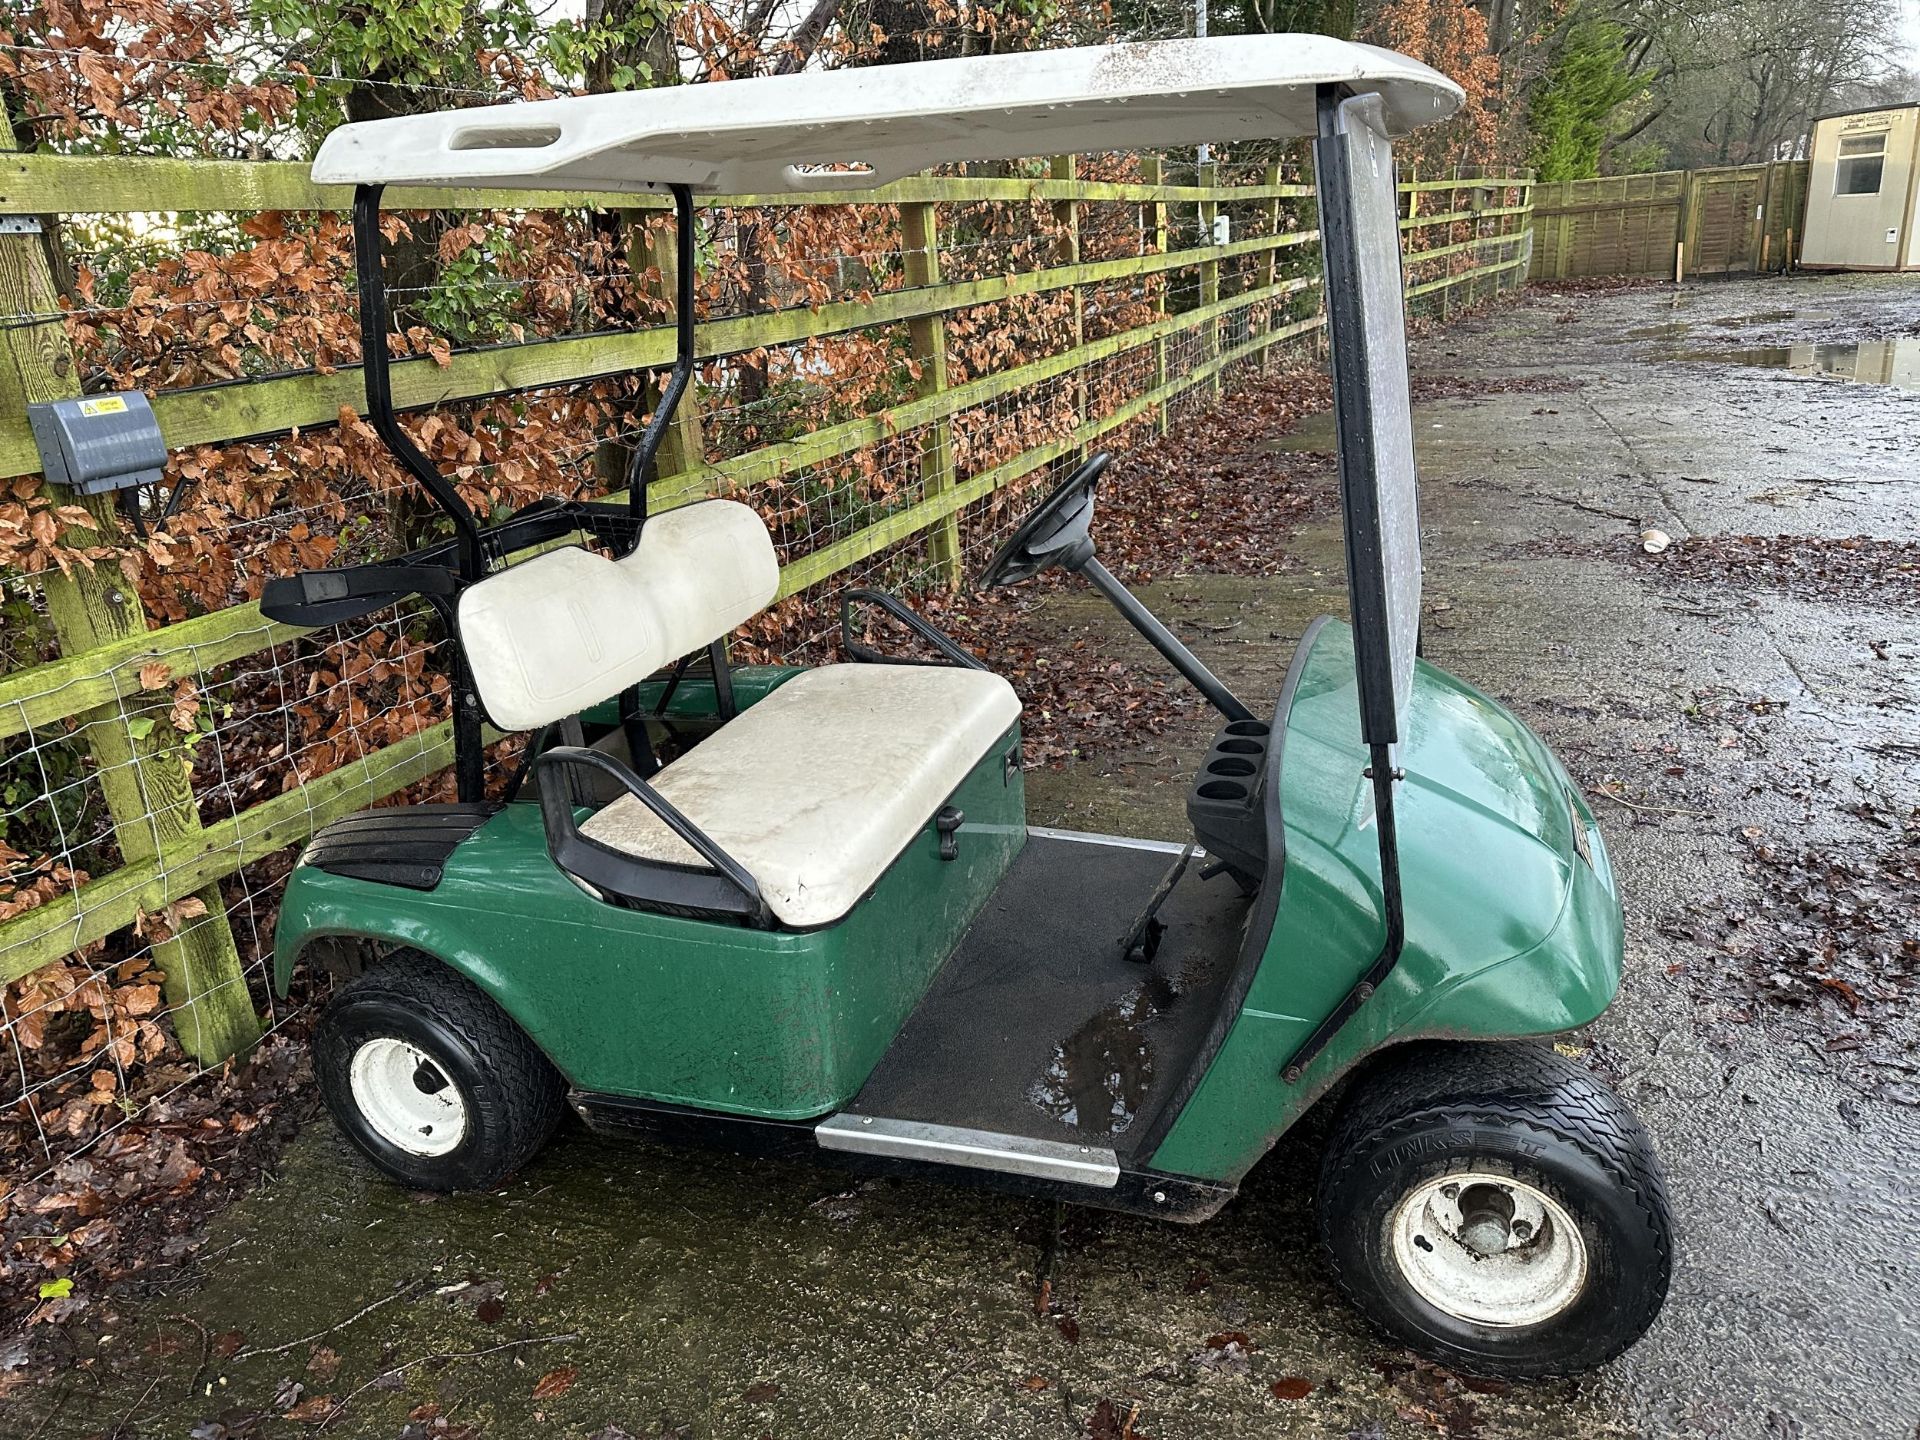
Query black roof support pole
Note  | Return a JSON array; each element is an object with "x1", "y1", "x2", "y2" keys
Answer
[
  {"x1": 353, "y1": 183, "x2": 488, "y2": 802},
  {"x1": 1279, "y1": 83, "x2": 1408, "y2": 1084},
  {"x1": 351, "y1": 184, "x2": 486, "y2": 581},
  {"x1": 625, "y1": 183, "x2": 699, "y2": 522}
]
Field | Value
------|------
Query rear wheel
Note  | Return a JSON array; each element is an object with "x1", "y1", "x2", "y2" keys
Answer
[
  {"x1": 1316, "y1": 1042, "x2": 1672, "y2": 1378},
  {"x1": 314, "y1": 950, "x2": 567, "y2": 1191}
]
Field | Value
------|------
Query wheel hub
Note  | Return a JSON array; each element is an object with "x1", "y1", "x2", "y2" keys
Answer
[
  {"x1": 349, "y1": 1037, "x2": 468, "y2": 1157},
  {"x1": 1389, "y1": 1171, "x2": 1588, "y2": 1327}
]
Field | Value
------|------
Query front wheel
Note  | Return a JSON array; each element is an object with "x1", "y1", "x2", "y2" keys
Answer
[
  {"x1": 1317, "y1": 1042, "x2": 1672, "y2": 1378},
  {"x1": 314, "y1": 950, "x2": 567, "y2": 1191}
]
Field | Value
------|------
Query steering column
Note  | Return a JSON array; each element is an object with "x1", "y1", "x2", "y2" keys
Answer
[{"x1": 978, "y1": 453, "x2": 1254, "y2": 725}]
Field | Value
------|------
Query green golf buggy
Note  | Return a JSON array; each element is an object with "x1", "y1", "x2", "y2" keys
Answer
[{"x1": 262, "y1": 37, "x2": 1672, "y2": 1377}]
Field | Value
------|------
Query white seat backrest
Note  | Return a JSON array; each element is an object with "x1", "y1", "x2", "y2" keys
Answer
[{"x1": 456, "y1": 499, "x2": 780, "y2": 732}]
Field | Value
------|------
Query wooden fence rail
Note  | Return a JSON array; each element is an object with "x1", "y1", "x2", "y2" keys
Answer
[{"x1": 0, "y1": 149, "x2": 1533, "y2": 1066}]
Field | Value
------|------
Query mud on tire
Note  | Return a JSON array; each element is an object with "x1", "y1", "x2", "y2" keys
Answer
[
  {"x1": 314, "y1": 949, "x2": 567, "y2": 1191},
  {"x1": 1316, "y1": 1041, "x2": 1673, "y2": 1378}
]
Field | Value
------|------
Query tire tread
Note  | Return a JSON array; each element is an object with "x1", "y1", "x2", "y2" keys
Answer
[
  {"x1": 320, "y1": 950, "x2": 566, "y2": 1187},
  {"x1": 1317, "y1": 1041, "x2": 1671, "y2": 1377}
]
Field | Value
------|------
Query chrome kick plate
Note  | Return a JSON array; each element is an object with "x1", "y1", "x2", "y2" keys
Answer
[{"x1": 815, "y1": 1114, "x2": 1120, "y2": 1188}]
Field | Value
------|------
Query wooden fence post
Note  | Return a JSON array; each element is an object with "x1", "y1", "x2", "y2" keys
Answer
[
  {"x1": 1140, "y1": 156, "x2": 1170, "y2": 436},
  {"x1": 1673, "y1": 167, "x2": 1698, "y2": 285},
  {"x1": 1197, "y1": 159, "x2": 1221, "y2": 399},
  {"x1": 0, "y1": 116, "x2": 258, "y2": 1063},
  {"x1": 1050, "y1": 156, "x2": 1088, "y2": 461},
  {"x1": 898, "y1": 196, "x2": 962, "y2": 589},
  {"x1": 1260, "y1": 161, "x2": 1283, "y2": 371},
  {"x1": 1555, "y1": 182, "x2": 1574, "y2": 279},
  {"x1": 1404, "y1": 166, "x2": 1419, "y2": 316}
]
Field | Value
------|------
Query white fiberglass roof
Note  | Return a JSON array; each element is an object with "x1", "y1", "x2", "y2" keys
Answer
[{"x1": 310, "y1": 36, "x2": 1462, "y2": 195}]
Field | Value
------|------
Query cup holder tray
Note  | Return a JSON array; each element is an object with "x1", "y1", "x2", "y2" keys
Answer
[{"x1": 1186, "y1": 718, "x2": 1270, "y2": 886}]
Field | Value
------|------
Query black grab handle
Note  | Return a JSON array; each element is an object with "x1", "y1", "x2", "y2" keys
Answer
[{"x1": 530, "y1": 746, "x2": 771, "y2": 928}]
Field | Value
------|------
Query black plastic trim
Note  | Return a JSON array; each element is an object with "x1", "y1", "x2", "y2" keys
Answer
[
  {"x1": 1313, "y1": 84, "x2": 1403, "y2": 749},
  {"x1": 302, "y1": 803, "x2": 498, "y2": 891}
]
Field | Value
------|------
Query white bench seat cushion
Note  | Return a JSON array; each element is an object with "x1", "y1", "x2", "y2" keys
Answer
[
  {"x1": 578, "y1": 663, "x2": 1021, "y2": 928},
  {"x1": 457, "y1": 500, "x2": 779, "y2": 733}
]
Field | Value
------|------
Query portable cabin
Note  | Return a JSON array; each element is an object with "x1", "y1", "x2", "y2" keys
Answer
[{"x1": 1799, "y1": 102, "x2": 1920, "y2": 271}]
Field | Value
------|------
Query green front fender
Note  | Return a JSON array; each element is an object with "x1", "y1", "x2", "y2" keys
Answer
[{"x1": 1146, "y1": 621, "x2": 1623, "y2": 1183}]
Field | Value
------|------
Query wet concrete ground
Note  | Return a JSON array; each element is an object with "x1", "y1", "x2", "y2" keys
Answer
[{"x1": 18, "y1": 275, "x2": 1920, "y2": 1439}]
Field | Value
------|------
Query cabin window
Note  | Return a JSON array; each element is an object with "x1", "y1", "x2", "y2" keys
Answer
[{"x1": 1835, "y1": 134, "x2": 1886, "y2": 196}]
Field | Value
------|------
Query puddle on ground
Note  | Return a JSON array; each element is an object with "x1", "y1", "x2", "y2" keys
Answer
[
  {"x1": 1667, "y1": 337, "x2": 1920, "y2": 391},
  {"x1": 1027, "y1": 980, "x2": 1164, "y2": 1136},
  {"x1": 1707, "y1": 309, "x2": 1836, "y2": 326},
  {"x1": 1614, "y1": 311, "x2": 1840, "y2": 343},
  {"x1": 1256, "y1": 408, "x2": 1337, "y2": 453}
]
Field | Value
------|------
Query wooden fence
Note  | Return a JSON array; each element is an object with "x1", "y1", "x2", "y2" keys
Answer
[
  {"x1": 0, "y1": 141, "x2": 1532, "y2": 1081},
  {"x1": 1530, "y1": 161, "x2": 1808, "y2": 280}
]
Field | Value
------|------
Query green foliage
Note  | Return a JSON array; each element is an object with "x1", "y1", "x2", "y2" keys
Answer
[
  {"x1": 418, "y1": 227, "x2": 524, "y2": 345},
  {"x1": 275, "y1": 0, "x2": 539, "y2": 82},
  {"x1": 1528, "y1": 19, "x2": 1645, "y2": 182},
  {"x1": 1610, "y1": 142, "x2": 1667, "y2": 175},
  {"x1": 545, "y1": 0, "x2": 681, "y2": 92}
]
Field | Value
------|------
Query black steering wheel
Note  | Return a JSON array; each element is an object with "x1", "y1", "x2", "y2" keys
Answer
[{"x1": 977, "y1": 452, "x2": 1111, "y2": 589}]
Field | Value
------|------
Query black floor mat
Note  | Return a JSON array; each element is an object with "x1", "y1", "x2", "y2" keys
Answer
[{"x1": 848, "y1": 832, "x2": 1253, "y2": 1162}]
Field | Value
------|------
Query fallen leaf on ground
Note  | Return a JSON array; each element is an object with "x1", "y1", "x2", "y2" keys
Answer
[
  {"x1": 533, "y1": 1365, "x2": 579, "y2": 1400},
  {"x1": 283, "y1": 1394, "x2": 334, "y2": 1422}
]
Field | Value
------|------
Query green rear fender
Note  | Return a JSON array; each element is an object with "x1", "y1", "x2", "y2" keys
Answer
[
  {"x1": 1146, "y1": 621, "x2": 1623, "y2": 1184},
  {"x1": 274, "y1": 722, "x2": 1029, "y2": 1121}
]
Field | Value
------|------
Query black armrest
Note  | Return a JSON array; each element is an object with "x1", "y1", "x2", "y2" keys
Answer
[
  {"x1": 261, "y1": 562, "x2": 459, "y2": 626},
  {"x1": 840, "y1": 589, "x2": 987, "y2": 671},
  {"x1": 259, "y1": 499, "x2": 646, "y2": 629},
  {"x1": 531, "y1": 746, "x2": 771, "y2": 927}
]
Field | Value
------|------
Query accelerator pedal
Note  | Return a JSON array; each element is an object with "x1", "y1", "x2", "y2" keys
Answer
[{"x1": 1118, "y1": 841, "x2": 1198, "y2": 964}]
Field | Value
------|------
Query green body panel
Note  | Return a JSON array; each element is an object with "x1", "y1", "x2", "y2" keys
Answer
[
  {"x1": 275, "y1": 708, "x2": 1026, "y2": 1119},
  {"x1": 276, "y1": 635, "x2": 1619, "y2": 1188},
  {"x1": 1147, "y1": 621, "x2": 1622, "y2": 1182}
]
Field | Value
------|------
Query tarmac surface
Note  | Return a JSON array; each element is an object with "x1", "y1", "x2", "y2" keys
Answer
[{"x1": 15, "y1": 274, "x2": 1920, "y2": 1439}]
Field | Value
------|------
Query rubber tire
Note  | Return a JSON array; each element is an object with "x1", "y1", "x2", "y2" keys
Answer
[
  {"x1": 314, "y1": 950, "x2": 567, "y2": 1192},
  {"x1": 1317, "y1": 1041, "x2": 1672, "y2": 1378}
]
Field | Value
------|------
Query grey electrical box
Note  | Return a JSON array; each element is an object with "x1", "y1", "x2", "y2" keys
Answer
[{"x1": 26, "y1": 391, "x2": 167, "y2": 495}]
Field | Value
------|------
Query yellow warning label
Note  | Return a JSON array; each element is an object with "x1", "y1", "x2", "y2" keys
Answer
[{"x1": 77, "y1": 396, "x2": 129, "y2": 417}]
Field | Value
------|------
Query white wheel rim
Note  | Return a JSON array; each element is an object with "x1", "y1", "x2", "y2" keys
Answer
[
  {"x1": 348, "y1": 1037, "x2": 468, "y2": 1157},
  {"x1": 1388, "y1": 1170, "x2": 1589, "y2": 1327}
]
